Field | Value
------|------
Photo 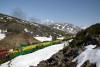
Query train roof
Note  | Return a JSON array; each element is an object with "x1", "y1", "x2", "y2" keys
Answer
[{"x1": 0, "y1": 49, "x2": 8, "y2": 55}]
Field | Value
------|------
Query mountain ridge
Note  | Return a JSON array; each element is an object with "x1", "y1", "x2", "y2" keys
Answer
[{"x1": 41, "y1": 20, "x2": 86, "y2": 34}]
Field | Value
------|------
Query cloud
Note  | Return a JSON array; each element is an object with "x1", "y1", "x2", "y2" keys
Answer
[
  {"x1": 11, "y1": 7, "x2": 41, "y2": 23},
  {"x1": 11, "y1": 7, "x2": 27, "y2": 20},
  {"x1": 29, "y1": 17, "x2": 40, "y2": 22}
]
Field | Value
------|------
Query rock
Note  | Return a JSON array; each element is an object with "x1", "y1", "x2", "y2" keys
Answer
[
  {"x1": 66, "y1": 62, "x2": 76, "y2": 67},
  {"x1": 37, "y1": 60, "x2": 48, "y2": 67},
  {"x1": 35, "y1": 45, "x2": 83, "y2": 67},
  {"x1": 81, "y1": 60, "x2": 95, "y2": 67},
  {"x1": 85, "y1": 35, "x2": 100, "y2": 47},
  {"x1": 29, "y1": 66, "x2": 36, "y2": 67}
]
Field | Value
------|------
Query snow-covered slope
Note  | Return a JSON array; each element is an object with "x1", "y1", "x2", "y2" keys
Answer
[
  {"x1": 41, "y1": 20, "x2": 86, "y2": 34},
  {"x1": 41, "y1": 20, "x2": 54, "y2": 26},
  {"x1": 0, "y1": 43, "x2": 64, "y2": 67},
  {"x1": 72, "y1": 45, "x2": 100, "y2": 67}
]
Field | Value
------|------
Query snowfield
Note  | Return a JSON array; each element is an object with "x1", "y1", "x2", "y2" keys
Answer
[
  {"x1": 0, "y1": 33, "x2": 5, "y2": 40},
  {"x1": 0, "y1": 43, "x2": 65, "y2": 67},
  {"x1": 34, "y1": 37, "x2": 65, "y2": 42},
  {"x1": 72, "y1": 45, "x2": 100, "y2": 67},
  {"x1": 57, "y1": 37, "x2": 65, "y2": 40},
  {"x1": 34, "y1": 37, "x2": 52, "y2": 42}
]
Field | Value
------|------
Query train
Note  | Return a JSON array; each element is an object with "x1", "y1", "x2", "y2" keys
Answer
[
  {"x1": 0, "y1": 39, "x2": 61, "y2": 64},
  {"x1": 0, "y1": 50, "x2": 8, "y2": 64}
]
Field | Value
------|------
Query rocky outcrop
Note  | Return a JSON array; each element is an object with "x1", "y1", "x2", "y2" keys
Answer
[
  {"x1": 29, "y1": 45, "x2": 83, "y2": 67},
  {"x1": 81, "y1": 60, "x2": 95, "y2": 67},
  {"x1": 84, "y1": 35, "x2": 100, "y2": 48}
]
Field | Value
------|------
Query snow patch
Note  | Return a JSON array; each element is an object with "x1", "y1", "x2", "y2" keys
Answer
[
  {"x1": 72, "y1": 45, "x2": 100, "y2": 67},
  {"x1": 24, "y1": 28, "x2": 29, "y2": 32},
  {"x1": 30, "y1": 32, "x2": 33, "y2": 33},
  {"x1": 0, "y1": 29, "x2": 5, "y2": 40},
  {"x1": 34, "y1": 37, "x2": 52, "y2": 42},
  {"x1": 62, "y1": 25, "x2": 65, "y2": 29},
  {"x1": 84, "y1": 45, "x2": 96, "y2": 50},
  {"x1": 33, "y1": 23, "x2": 39, "y2": 27},
  {"x1": 57, "y1": 37, "x2": 64, "y2": 40},
  {"x1": 68, "y1": 39, "x2": 73, "y2": 42}
]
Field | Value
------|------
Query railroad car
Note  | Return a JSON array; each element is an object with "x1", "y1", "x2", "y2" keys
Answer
[{"x1": 0, "y1": 50, "x2": 8, "y2": 64}]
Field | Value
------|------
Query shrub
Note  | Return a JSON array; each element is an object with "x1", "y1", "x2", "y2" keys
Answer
[{"x1": 70, "y1": 23, "x2": 100, "y2": 47}]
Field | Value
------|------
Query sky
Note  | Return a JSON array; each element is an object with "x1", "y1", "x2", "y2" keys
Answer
[{"x1": 0, "y1": 0, "x2": 100, "y2": 27}]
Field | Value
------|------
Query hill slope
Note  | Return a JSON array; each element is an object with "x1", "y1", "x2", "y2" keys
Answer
[
  {"x1": 0, "y1": 13, "x2": 66, "y2": 37},
  {"x1": 0, "y1": 13, "x2": 66, "y2": 50}
]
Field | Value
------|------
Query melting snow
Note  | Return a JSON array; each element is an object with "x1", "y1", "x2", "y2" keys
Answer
[
  {"x1": 34, "y1": 37, "x2": 52, "y2": 42},
  {"x1": 72, "y1": 45, "x2": 100, "y2": 67},
  {"x1": 24, "y1": 28, "x2": 29, "y2": 32},
  {"x1": 0, "y1": 33, "x2": 5, "y2": 40},
  {"x1": 0, "y1": 30, "x2": 5, "y2": 40},
  {"x1": 57, "y1": 37, "x2": 64, "y2": 40}
]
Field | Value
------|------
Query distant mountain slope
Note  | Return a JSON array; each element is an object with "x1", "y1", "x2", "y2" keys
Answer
[
  {"x1": 0, "y1": 13, "x2": 66, "y2": 50},
  {"x1": 41, "y1": 20, "x2": 86, "y2": 34},
  {"x1": 0, "y1": 13, "x2": 66, "y2": 37}
]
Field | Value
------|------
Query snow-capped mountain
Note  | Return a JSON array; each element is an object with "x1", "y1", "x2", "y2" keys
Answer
[
  {"x1": 41, "y1": 20, "x2": 54, "y2": 26},
  {"x1": 80, "y1": 25, "x2": 87, "y2": 29},
  {"x1": 41, "y1": 20, "x2": 85, "y2": 34}
]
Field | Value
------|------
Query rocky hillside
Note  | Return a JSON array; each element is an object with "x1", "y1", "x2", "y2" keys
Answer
[
  {"x1": 32, "y1": 23, "x2": 100, "y2": 67},
  {"x1": 0, "y1": 13, "x2": 67, "y2": 50},
  {"x1": 41, "y1": 20, "x2": 86, "y2": 34},
  {"x1": 0, "y1": 13, "x2": 66, "y2": 37}
]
